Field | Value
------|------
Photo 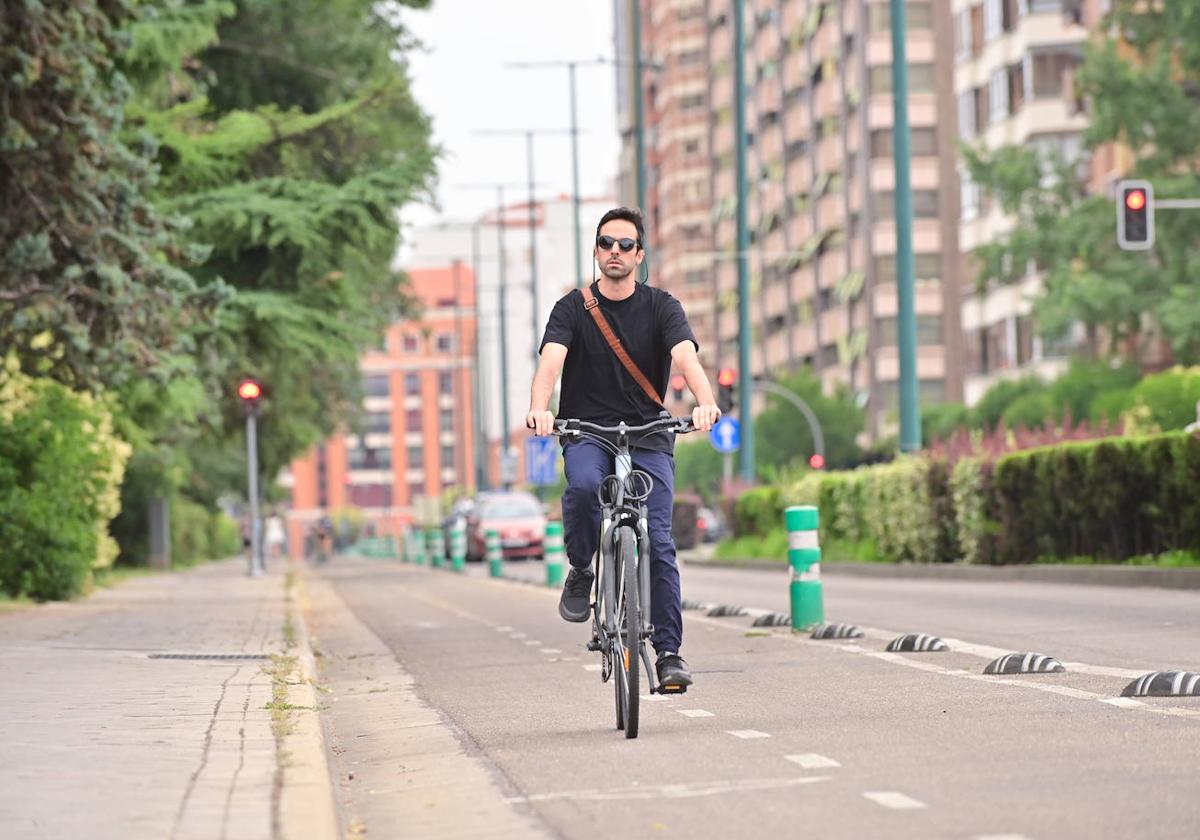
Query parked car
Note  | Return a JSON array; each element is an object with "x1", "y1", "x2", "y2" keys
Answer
[
  {"x1": 466, "y1": 491, "x2": 546, "y2": 561},
  {"x1": 696, "y1": 506, "x2": 726, "y2": 543}
]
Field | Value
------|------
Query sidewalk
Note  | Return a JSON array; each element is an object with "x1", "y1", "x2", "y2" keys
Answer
[{"x1": 0, "y1": 558, "x2": 337, "y2": 840}]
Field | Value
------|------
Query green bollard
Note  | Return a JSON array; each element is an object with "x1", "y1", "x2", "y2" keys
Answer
[
  {"x1": 486, "y1": 529, "x2": 503, "y2": 578},
  {"x1": 544, "y1": 521, "x2": 565, "y2": 587},
  {"x1": 450, "y1": 520, "x2": 467, "y2": 573},
  {"x1": 412, "y1": 529, "x2": 426, "y2": 566},
  {"x1": 428, "y1": 528, "x2": 445, "y2": 568},
  {"x1": 785, "y1": 505, "x2": 824, "y2": 631}
]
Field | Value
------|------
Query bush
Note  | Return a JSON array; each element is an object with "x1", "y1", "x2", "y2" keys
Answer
[
  {"x1": 991, "y1": 432, "x2": 1200, "y2": 563},
  {"x1": 733, "y1": 485, "x2": 782, "y2": 536},
  {"x1": 0, "y1": 360, "x2": 131, "y2": 600},
  {"x1": 949, "y1": 457, "x2": 995, "y2": 564},
  {"x1": 1124, "y1": 366, "x2": 1200, "y2": 432}
]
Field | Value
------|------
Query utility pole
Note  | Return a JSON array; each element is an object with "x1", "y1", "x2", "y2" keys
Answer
[
  {"x1": 890, "y1": 0, "x2": 921, "y2": 451},
  {"x1": 451, "y1": 259, "x2": 467, "y2": 492},
  {"x1": 507, "y1": 60, "x2": 610, "y2": 289},
  {"x1": 470, "y1": 223, "x2": 490, "y2": 491},
  {"x1": 633, "y1": 4, "x2": 646, "y2": 215},
  {"x1": 733, "y1": 0, "x2": 755, "y2": 481}
]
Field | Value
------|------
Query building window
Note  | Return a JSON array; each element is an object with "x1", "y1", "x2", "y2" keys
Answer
[
  {"x1": 1030, "y1": 50, "x2": 1081, "y2": 98},
  {"x1": 440, "y1": 445, "x2": 455, "y2": 470},
  {"x1": 874, "y1": 253, "x2": 942, "y2": 285},
  {"x1": 407, "y1": 482, "x2": 425, "y2": 502},
  {"x1": 347, "y1": 483, "x2": 393, "y2": 509},
  {"x1": 435, "y1": 333, "x2": 455, "y2": 353},
  {"x1": 438, "y1": 371, "x2": 454, "y2": 395},
  {"x1": 983, "y1": 0, "x2": 1003, "y2": 41},
  {"x1": 870, "y1": 127, "x2": 937, "y2": 159},
  {"x1": 439, "y1": 408, "x2": 454, "y2": 433},
  {"x1": 869, "y1": 63, "x2": 934, "y2": 95},
  {"x1": 362, "y1": 374, "x2": 389, "y2": 398},
  {"x1": 682, "y1": 138, "x2": 701, "y2": 156},
  {"x1": 403, "y1": 334, "x2": 420, "y2": 353},
  {"x1": 407, "y1": 444, "x2": 423, "y2": 466},
  {"x1": 869, "y1": 1, "x2": 933, "y2": 33},
  {"x1": 406, "y1": 408, "x2": 423, "y2": 433},
  {"x1": 365, "y1": 411, "x2": 391, "y2": 435},
  {"x1": 961, "y1": 167, "x2": 981, "y2": 221},
  {"x1": 348, "y1": 446, "x2": 391, "y2": 470},
  {"x1": 405, "y1": 372, "x2": 421, "y2": 396},
  {"x1": 679, "y1": 92, "x2": 705, "y2": 110},
  {"x1": 875, "y1": 315, "x2": 943, "y2": 347},
  {"x1": 958, "y1": 89, "x2": 977, "y2": 139},
  {"x1": 874, "y1": 190, "x2": 939, "y2": 219},
  {"x1": 989, "y1": 68, "x2": 1010, "y2": 124},
  {"x1": 954, "y1": 9, "x2": 972, "y2": 62}
]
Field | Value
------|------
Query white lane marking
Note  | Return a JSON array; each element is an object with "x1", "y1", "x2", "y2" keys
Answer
[
  {"x1": 784, "y1": 753, "x2": 840, "y2": 769},
  {"x1": 641, "y1": 694, "x2": 669, "y2": 703},
  {"x1": 678, "y1": 709, "x2": 715, "y2": 718},
  {"x1": 540, "y1": 648, "x2": 562, "y2": 654},
  {"x1": 1101, "y1": 697, "x2": 1145, "y2": 709},
  {"x1": 509, "y1": 632, "x2": 527, "y2": 639},
  {"x1": 726, "y1": 729, "x2": 770, "y2": 739},
  {"x1": 974, "y1": 835, "x2": 1034, "y2": 840},
  {"x1": 742, "y1": 607, "x2": 772, "y2": 618},
  {"x1": 686, "y1": 613, "x2": 1200, "y2": 725},
  {"x1": 504, "y1": 775, "x2": 828, "y2": 804},
  {"x1": 558, "y1": 656, "x2": 581, "y2": 662},
  {"x1": 416, "y1": 620, "x2": 438, "y2": 629},
  {"x1": 523, "y1": 640, "x2": 540, "y2": 646},
  {"x1": 582, "y1": 663, "x2": 602, "y2": 672},
  {"x1": 863, "y1": 791, "x2": 926, "y2": 810}
]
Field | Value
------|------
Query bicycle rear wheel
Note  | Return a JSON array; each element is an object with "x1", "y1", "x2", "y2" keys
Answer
[{"x1": 616, "y1": 527, "x2": 640, "y2": 739}]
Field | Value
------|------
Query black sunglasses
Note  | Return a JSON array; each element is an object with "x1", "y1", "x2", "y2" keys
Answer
[{"x1": 596, "y1": 235, "x2": 639, "y2": 253}]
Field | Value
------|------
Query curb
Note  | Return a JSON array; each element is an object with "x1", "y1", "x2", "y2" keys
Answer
[
  {"x1": 278, "y1": 565, "x2": 340, "y2": 840},
  {"x1": 681, "y1": 556, "x2": 1200, "y2": 590}
]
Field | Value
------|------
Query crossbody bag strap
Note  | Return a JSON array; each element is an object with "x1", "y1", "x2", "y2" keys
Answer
[{"x1": 580, "y1": 285, "x2": 665, "y2": 409}]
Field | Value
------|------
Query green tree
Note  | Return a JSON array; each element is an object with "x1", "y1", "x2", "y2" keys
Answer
[
  {"x1": 754, "y1": 370, "x2": 865, "y2": 474},
  {"x1": 0, "y1": 0, "x2": 217, "y2": 389},
  {"x1": 966, "y1": 2, "x2": 1200, "y2": 364}
]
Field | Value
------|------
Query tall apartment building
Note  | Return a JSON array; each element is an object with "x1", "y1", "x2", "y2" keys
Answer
[
  {"x1": 620, "y1": 1, "x2": 965, "y2": 435},
  {"x1": 953, "y1": 0, "x2": 1097, "y2": 404},
  {"x1": 285, "y1": 265, "x2": 478, "y2": 548},
  {"x1": 614, "y1": 0, "x2": 721, "y2": 374}
]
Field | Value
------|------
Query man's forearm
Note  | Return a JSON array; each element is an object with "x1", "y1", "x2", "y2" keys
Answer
[
  {"x1": 528, "y1": 361, "x2": 558, "y2": 412},
  {"x1": 679, "y1": 354, "x2": 716, "y2": 405}
]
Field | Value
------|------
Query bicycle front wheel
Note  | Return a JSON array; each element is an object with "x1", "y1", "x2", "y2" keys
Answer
[{"x1": 616, "y1": 526, "x2": 640, "y2": 739}]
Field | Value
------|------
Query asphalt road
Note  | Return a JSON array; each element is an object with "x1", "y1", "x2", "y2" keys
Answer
[{"x1": 312, "y1": 556, "x2": 1200, "y2": 839}]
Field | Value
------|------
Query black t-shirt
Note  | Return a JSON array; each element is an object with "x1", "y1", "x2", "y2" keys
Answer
[{"x1": 539, "y1": 281, "x2": 698, "y2": 452}]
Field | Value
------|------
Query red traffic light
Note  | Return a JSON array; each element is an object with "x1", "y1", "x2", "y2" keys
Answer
[
  {"x1": 670, "y1": 374, "x2": 686, "y2": 392},
  {"x1": 809, "y1": 453, "x2": 825, "y2": 470},
  {"x1": 717, "y1": 367, "x2": 737, "y2": 387},
  {"x1": 1125, "y1": 189, "x2": 1146, "y2": 211},
  {"x1": 237, "y1": 379, "x2": 262, "y2": 402}
]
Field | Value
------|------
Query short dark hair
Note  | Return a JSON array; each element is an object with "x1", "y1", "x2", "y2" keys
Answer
[{"x1": 595, "y1": 206, "x2": 645, "y2": 248}]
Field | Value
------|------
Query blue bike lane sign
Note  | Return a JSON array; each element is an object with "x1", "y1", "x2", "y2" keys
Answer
[{"x1": 710, "y1": 416, "x2": 740, "y2": 454}]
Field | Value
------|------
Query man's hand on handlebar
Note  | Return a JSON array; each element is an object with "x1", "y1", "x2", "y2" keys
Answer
[
  {"x1": 526, "y1": 409, "x2": 556, "y2": 437},
  {"x1": 691, "y1": 403, "x2": 721, "y2": 432}
]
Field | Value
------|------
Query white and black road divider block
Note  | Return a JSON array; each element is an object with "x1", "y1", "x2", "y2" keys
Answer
[
  {"x1": 810, "y1": 623, "x2": 864, "y2": 640},
  {"x1": 886, "y1": 633, "x2": 948, "y2": 653},
  {"x1": 707, "y1": 604, "x2": 748, "y2": 618},
  {"x1": 1122, "y1": 671, "x2": 1200, "y2": 698},
  {"x1": 983, "y1": 652, "x2": 1066, "y2": 675},
  {"x1": 751, "y1": 612, "x2": 792, "y2": 627},
  {"x1": 681, "y1": 599, "x2": 713, "y2": 611}
]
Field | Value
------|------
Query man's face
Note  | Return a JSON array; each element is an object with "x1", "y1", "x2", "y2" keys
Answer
[{"x1": 595, "y1": 219, "x2": 644, "y2": 280}]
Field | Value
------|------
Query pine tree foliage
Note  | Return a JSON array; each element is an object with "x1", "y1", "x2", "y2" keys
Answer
[
  {"x1": 0, "y1": 0, "x2": 219, "y2": 388},
  {"x1": 966, "y1": 1, "x2": 1200, "y2": 364}
]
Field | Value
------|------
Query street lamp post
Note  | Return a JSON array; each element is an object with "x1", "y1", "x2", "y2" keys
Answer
[{"x1": 733, "y1": 0, "x2": 755, "y2": 481}]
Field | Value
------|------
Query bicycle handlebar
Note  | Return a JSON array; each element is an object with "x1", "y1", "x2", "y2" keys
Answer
[{"x1": 553, "y1": 416, "x2": 695, "y2": 436}]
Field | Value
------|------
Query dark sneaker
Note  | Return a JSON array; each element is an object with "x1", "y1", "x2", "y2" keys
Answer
[
  {"x1": 656, "y1": 652, "x2": 693, "y2": 689},
  {"x1": 558, "y1": 567, "x2": 594, "y2": 622}
]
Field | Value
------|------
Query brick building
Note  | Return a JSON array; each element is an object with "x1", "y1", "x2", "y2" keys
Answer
[{"x1": 285, "y1": 265, "x2": 478, "y2": 551}]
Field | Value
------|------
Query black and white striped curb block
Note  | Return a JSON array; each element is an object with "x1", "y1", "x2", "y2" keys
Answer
[
  {"x1": 1121, "y1": 670, "x2": 1200, "y2": 698},
  {"x1": 983, "y1": 652, "x2": 1065, "y2": 675},
  {"x1": 751, "y1": 612, "x2": 793, "y2": 627},
  {"x1": 707, "y1": 604, "x2": 749, "y2": 617},
  {"x1": 810, "y1": 623, "x2": 864, "y2": 640},
  {"x1": 885, "y1": 633, "x2": 948, "y2": 652},
  {"x1": 681, "y1": 599, "x2": 713, "y2": 611}
]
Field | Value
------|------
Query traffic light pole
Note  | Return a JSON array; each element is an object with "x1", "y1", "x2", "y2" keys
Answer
[
  {"x1": 733, "y1": 0, "x2": 755, "y2": 480},
  {"x1": 244, "y1": 411, "x2": 263, "y2": 577},
  {"x1": 890, "y1": 0, "x2": 922, "y2": 452}
]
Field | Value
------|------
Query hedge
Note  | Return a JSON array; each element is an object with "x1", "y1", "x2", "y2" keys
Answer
[{"x1": 728, "y1": 431, "x2": 1200, "y2": 566}]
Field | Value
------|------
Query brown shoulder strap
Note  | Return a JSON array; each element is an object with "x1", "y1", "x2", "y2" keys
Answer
[{"x1": 580, "y1": 285, "x2": 665, "y2": 409}]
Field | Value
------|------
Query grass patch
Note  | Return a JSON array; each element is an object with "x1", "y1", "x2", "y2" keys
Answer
[
  {"x1": 714, "y1": 531, "x2": 885, "y2": 564},
  {"x1": 93, "y1": 566, "x2": 159, "y2": 590},
  {"x1": 0, "y1": 591, "x2": 33, "y2": 614},
  {"x1": 1035, "y1": 550, "x2": 1200, "y2": 567}
]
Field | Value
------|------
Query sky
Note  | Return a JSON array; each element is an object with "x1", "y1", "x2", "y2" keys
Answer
[{"x1": 399, "y1": 0, "x2": 623, "y2": 230}]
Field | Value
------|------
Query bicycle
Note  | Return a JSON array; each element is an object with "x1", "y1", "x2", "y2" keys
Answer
[{"x1": 550, "y1": 413, "x2": 696, "y2": 739}]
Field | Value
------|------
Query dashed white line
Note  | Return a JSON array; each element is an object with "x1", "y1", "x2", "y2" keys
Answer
[
  {"x1": 678, "y1": 709, "x2": 715, "y2": 718},
  {"x1": 503, "y1": 775, "x2": 829, "y2": 803},
  {"x1": 784, "y1": 753, "x2": 840, "y2": 769},
  {"x1": 523, "y1": 640, "x2": 541, "y2": 646},
  {"x1": 582, "y1": 663, "x2": 603, "y2": 672},
  {"x1": 862, "y1": 791, "x2": 926, "y2": 810},
  {"x1": 726, "y1": 729, "x2": 770, "y2": 739},
  {"x1": 540, "y1": 648, "x2": 562, "y2": 655},
  {"x1": 974, "y1": 835, "x2": 1034, "y2": 840},
  {"x1": 1101, "y1": 697, "x2": 1145, "y2": 709}
]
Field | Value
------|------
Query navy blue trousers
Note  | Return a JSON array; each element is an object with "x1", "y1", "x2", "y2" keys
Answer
[{"x1": 561, "y1": 439, "x2": 682, "y2": 655}]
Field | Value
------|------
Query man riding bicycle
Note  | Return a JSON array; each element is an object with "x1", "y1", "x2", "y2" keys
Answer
[{"x1": 527, "y1": 206, "x2": 721, "y2": 691}]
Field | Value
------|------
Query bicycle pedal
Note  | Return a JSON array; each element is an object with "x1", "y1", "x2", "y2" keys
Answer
[
  {"x1": 657, "y1": 683, "x2": 687, "y2": 695},
  {"x1": 585, "y1": 639, "x2": 602, "y2": 652}
]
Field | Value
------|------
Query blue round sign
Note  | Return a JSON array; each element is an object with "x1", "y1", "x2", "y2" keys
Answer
[{"x1": 710, "y1": 416, "x2": 740, "y2": 454}]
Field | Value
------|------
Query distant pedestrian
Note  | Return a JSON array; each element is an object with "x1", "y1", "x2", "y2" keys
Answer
[{"x1": 265, "y1": 515, "x2": 286, "y2": 560}]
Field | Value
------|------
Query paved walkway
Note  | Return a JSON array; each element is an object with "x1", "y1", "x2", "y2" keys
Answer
[{"x1": 0, "y1": 559, "x2": 336, "y2": 840}]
